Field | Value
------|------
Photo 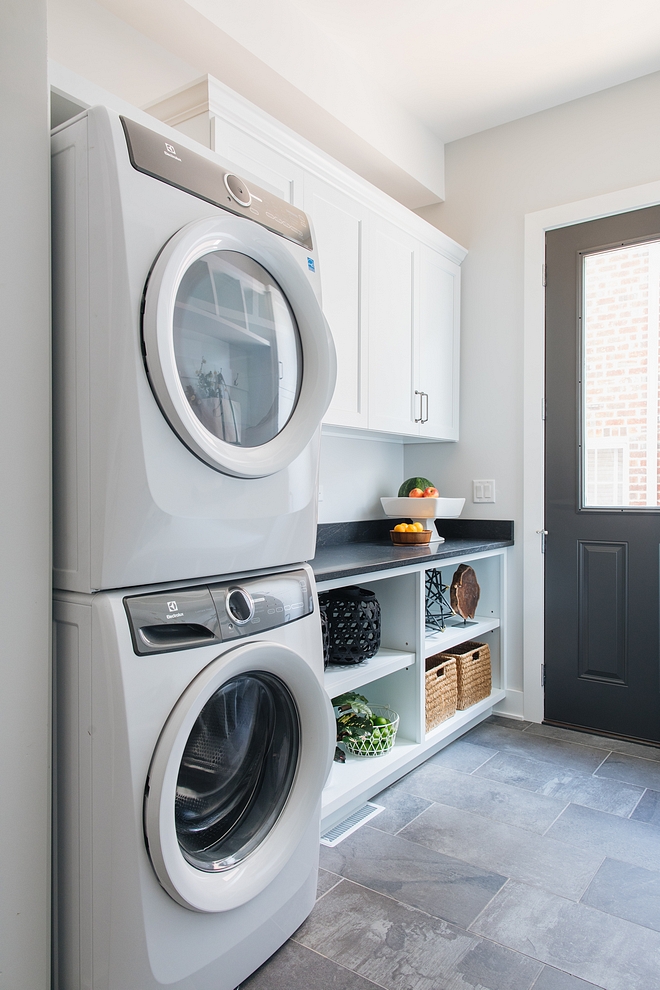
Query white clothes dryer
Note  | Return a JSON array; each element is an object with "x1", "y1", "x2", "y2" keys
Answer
[
  {"x1": 54, "y1": 564, "x2": 335, "y2": 990},
  {"x1": 51, "y1": 107, "x2": 336, "y2": 593}
]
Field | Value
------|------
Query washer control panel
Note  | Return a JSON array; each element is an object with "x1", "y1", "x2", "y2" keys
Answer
[
  {"x1": 124, "y1": 569, "x2": 313, "y2": 654},
  {"x1": 210, "y1": 570, "x2": 313, "y2": 642}
]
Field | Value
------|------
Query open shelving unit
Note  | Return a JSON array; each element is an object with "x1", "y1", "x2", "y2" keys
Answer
[
  {"x1": 324, "y1": 648, "x2": 416, "y2": 697},
  {"x1": 319, "y1": 547, "x2": 509, "y2": 832}
]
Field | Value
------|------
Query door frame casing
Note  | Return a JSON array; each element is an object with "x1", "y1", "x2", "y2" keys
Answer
[{"x1": 523, "y1": 179, "x2": 660, "y2": 722}]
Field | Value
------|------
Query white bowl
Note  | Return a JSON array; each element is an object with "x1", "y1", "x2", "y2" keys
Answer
[{"x1": 380, "y1": 496, "x2": 465, "y2": 519}]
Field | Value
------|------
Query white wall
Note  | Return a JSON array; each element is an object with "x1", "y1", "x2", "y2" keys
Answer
[
  {"x1": 410, "y1": 69, "x2": 660, "y2": 715},
  {"x1": 0, "y1": 2, "x2": 52, "y2": 988},
  {"x1": 47, "y1": 0, "x2": 444, "y2": 207},
  {"x1": 318, "y1": 435, "x2": 404, "y2": 524},
  {"x1": 48, "y1": 0, "x2": 201, "y2": 107}
]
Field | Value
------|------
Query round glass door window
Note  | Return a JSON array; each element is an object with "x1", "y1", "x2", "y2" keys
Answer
[
  {"x1": 175, "y1": 671, "x2": 300, "y2": 872},
  {"x1": 174, "y1": 251, "x2": 303, "y2": 447}
]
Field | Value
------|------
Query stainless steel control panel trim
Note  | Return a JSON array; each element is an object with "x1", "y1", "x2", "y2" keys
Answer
[
  {"x1": 120, "y1": 116, "x2": 313, "y2": 250},
  {"x1": 124, "y1": 568, "x2": 314, "y2": 655}
]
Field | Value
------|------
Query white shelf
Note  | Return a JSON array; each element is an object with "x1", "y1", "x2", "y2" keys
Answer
[
  {"x1": 318, "y1": 547, "x2": 510, "y2": 832},
  {"x1": 424, "y1": 614, "x2": 500, "y2": 657},
  {"x1": 322, "y1": 734, "x2": 420, "y2": 824},
  {"x1": 324, "y1": 648, "x2": 415, "y2": 698},
  {"x1": 425, "y1": 687, "x2": 506, "y2": 742},
  {"x1": 321, "y1": 687, "x2": 507, "y2": 829}
]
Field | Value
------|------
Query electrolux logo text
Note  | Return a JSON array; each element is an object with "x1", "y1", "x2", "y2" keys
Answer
[
  {"x1": 166, "y1": 600, "x2": 183, "y2": 619},
  {"x1": 164, "y1": 142, "x2": 182, "y2": 162}
]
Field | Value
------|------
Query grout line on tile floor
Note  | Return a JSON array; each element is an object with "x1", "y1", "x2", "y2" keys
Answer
[
  {"x1": 541, "y1": 801, "x2": 572, "y2": 836},
  {"x1": 627, "y1": 786, "x2": 648, "y2": 819},
  {"x1": 310, "y1": 875, "x2": 552, "y2": 986},
  {"x1": 465, "y1": 918, "x2": 572, "y2": 981},
  {"x1": 315, "y1": 875, "x2": 343, "y2": 902},
  {"x1": 467, "y1": 752, "x2": 500, "y2": 774},
  {"x1": 387, "y1": 803, "x2": 436, "y2": 835},
  {"x1": 528, "y1": 964, "x2": 604, "y2": 990},
  {"x1": 312, "y1": 873, "x2": 618, "y2": 988},
  {"x1": 591, "y1": 752, "x2": 612, "y2": 777},
  {"x1": 574, "y1": 855, "x2": 607, "y2": 903},
  {"x1": 573, "y1": 876, "x2": 660, "y2": 942},
  {"x1": 314, "y1": 874, "x2": 512, "y2": 932},
  {"x1": 285, "y1": 936, "x2": 388, "y2": 990},
  {"x1": 463, "y1": 876, "x2": 513, "y2": 932}
]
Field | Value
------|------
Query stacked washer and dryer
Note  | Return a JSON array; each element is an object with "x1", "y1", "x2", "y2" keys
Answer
[{"x1": 52, "y1": 107, "x2": 337, "y2": 990}]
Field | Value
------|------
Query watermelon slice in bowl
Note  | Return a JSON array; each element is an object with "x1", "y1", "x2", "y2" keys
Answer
[{"x1": 398, "y1": 477, "x2": 435, "y2": 497}]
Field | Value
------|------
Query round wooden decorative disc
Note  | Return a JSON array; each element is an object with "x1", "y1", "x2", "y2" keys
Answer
[{"x1": 450, "y1": 564, "x2": 480, "y2": 619}]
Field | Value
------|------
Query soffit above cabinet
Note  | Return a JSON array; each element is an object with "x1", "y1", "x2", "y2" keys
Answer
[{"x1": 143, "y1": 75, "x2": 465, "y2": 263}]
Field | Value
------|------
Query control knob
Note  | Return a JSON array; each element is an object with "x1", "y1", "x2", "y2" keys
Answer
[{"x1": 225, "y1": 587, "x2": 254, "y2": 625}]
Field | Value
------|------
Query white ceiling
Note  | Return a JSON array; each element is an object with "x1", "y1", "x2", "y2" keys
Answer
[
  {"x1": 52, "y1": 0, "x2": 660, "y2": 207},
  {"x1": 286, "y1": 0, "x2": 660, "y2": 142}
]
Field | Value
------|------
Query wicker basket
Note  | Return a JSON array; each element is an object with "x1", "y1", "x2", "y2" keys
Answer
[
  {"x1": 438, "y1": 640, "x2": 492, "y2": 710},
  {"x1": 424, "y1": 655, "x2": 458, "y2": 731}
]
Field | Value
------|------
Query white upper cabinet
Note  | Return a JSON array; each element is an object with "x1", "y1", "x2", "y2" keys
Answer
[
  {"x1": 416, "y1": 246, "x2": 461, "y2": 441},
  {"x1": 367, "y1": 217, "x2": 417, "y2": 436},
  {"x1": 305, "y1": 176, "x2": 368, "y2": 429},
  {"x1": 157, "y1": 79, "x2": 465, "y2": 442},
  {"x1": 365, "y1": 224, "x2": 462, "y2": 442}
]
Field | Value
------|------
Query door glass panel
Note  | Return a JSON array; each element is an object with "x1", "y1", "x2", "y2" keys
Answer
[
  {"x1": 582, "y1": 241, "x2": 660, "y2": 507},
  {"x1": 173, "y1": 251, "x2": 302, "y2": 447},
  {"x1": 175, "y1": 671, "x2": 299, "y2": 872}
]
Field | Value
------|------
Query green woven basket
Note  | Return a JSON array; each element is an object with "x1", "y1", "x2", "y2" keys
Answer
[{"x1": 343, "y1": 706, "x2": 399, "y2": 758}]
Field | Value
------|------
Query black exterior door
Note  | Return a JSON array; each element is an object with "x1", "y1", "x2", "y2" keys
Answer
[{"x1": 545, "y1": 207, "x2": 660, "y2": 744}]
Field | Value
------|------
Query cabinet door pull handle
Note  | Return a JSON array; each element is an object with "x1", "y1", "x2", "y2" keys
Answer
[
  {"x1": 422, "y1": 391, "x2": 429, "y2": 424},
  {"x1": 414, "y1": 390, "x2": 424, "y2": 423}
]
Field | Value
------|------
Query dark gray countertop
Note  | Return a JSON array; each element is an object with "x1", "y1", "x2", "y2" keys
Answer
[{"x1": 310, "y1": 519, "x2": 514, "y2": 584}]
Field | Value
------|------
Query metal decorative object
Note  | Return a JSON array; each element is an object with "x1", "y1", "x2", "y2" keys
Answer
[{"x1": 425, "y1": 569, "x2": 454, "y2": 632}]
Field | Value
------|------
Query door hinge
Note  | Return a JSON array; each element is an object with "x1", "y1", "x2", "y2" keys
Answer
[
  {"x1": 541, "y1": 664, "x2": 546, "y2": 687},
  {"x1": 536, "y1": 529, "x2": 548, "y2": 553},
  {"x1": 542, "y1": 264, "x2": 547, "y2": 287}
]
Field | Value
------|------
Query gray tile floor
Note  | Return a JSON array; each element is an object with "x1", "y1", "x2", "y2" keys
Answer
[{"x1": 241, "y1": 716, "x2": 660, "y2": 990}]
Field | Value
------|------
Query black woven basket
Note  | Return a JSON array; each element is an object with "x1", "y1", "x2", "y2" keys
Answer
[
  {"x1": 318, "y1": 586, "x2": 381, "y2": 665},
  {"x1": 319, "y1": 600, "x2": 330, "y2": 669}
]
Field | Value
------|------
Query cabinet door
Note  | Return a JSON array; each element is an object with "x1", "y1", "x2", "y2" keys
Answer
[
  {"x1": 367, "y1": 217, "x2": 418, "y2": 436},
  {"x1": 305, "y1": 176, "x2": 368, "y2": 429},
  {"x1": 416, "y1": 246, "x2": 460, "y2": 441},
  {"x1": 211, "y1": 117, "x2": 305, "y2": 206}
]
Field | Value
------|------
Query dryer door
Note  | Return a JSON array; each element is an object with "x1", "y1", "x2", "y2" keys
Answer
[
  {"x1": 144, "y1": 640, "x2": 334, "y2": 912},
  {"x1": 142, "y1": 215, "x2": 336, "y2": 478}
]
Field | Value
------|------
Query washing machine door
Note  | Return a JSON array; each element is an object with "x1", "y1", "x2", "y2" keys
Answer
[
  {"x1": 142, "y1": 214, "x2": 336, "y2": 478},
  {"x1": 144, "y1": 640, "x2": 334, "y2": 912}
]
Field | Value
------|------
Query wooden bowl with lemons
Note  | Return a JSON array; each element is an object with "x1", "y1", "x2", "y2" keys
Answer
[{"x1": 390, "y1": 522, "x2": 433, "y2": 545}]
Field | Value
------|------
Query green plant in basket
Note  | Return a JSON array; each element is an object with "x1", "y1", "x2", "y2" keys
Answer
[
  {"x1": 333, "y1": 692, "x2": 374, "y2": 744},
  {"x1": 331, "y1": 692, "x2": 398, "y2": 757}
]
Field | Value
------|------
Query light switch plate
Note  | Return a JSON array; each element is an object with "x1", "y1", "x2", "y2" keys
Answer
[{"x1": 473, "y1": 479, "x2": 495, "y2": 503}]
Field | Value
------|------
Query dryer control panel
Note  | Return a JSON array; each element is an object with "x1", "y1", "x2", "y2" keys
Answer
[
  {"x1": 120, "y1": 116, "x2": 314, "y2": 250},
  {"x1": 124, "y1": 569, "x2": 313, "y2": 655}
]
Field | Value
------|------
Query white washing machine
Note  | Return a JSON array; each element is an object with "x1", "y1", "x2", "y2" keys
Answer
[
  {"x1": 51, "y1": 107, "x2": 336, "y2": 593},
  {"x1": 54, "y1": 564, "x2": 335, "y2": 990}
]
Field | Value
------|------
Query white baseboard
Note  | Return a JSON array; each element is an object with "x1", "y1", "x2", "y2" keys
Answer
[{"x1": 493, "y1": 688, "x2": 526, "y2": 720}]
